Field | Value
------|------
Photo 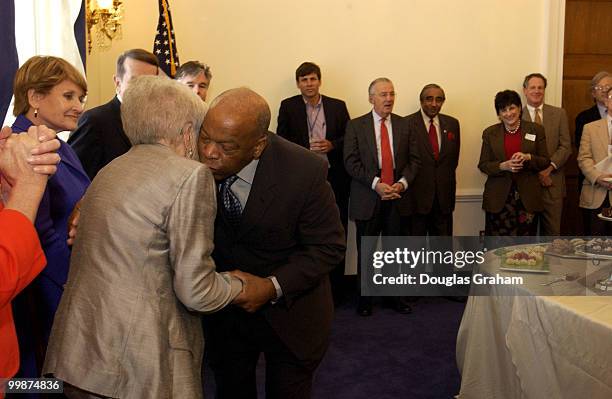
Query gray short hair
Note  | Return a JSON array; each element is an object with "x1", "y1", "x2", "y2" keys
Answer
[
  {"x1": 121, "y1": 75, "x2": 207, "y2": 145},
  {"x1": 592, "y1": 71, "x2": 611, "y2": 89},
  {"x1": 368, "y1": 77, "x2": 393, "y2": 96},
  {"x1": 175, "y1": 61, "x2": 212, "y2": 81}
]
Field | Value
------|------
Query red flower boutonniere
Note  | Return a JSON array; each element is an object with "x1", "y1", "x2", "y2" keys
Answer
[{"x1": 446, "y1": 130, "x2": 455, "y2": 141}]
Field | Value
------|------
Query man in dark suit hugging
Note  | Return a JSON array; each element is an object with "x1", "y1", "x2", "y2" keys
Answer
[{"x1": 200, "y1": 88, "x2": 345, "y2": 399}]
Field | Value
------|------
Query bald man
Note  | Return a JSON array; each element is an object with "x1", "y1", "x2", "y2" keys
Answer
[{"x1": 199, "y1": 88, "x2": 345, "y2": 399}]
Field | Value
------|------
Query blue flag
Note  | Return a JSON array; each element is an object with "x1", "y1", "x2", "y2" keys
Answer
[{"x1": 154, "y1": 0, "x2": 180, "y2": 77}]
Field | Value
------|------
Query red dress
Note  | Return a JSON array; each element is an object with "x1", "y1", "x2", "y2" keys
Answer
[{"x1": 0, "y1": 204, "x2": 46, "y2": 392}]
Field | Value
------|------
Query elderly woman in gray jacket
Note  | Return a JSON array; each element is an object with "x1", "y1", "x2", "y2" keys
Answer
[{"x1": 44, "y1": 76, "x2": 243, "y2": 398}]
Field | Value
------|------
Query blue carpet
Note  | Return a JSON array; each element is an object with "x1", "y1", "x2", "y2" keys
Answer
[{"x1": 205, "y1": 295, "x2": 465, "y2": 398}]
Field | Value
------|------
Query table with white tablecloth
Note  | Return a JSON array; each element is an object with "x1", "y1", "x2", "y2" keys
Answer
[{"x1": 456, "y1": 249, "x2": 612, "y2": 399}]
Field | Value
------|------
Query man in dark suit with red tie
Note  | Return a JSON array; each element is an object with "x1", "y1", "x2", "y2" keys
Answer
[
  {"x1": 405, "y1": 84, "x2": 460, "y2": 236},
  {"x1": 277, "y1": 62, "x2": 350, "y2": 303},
  {"x1": 199, "y1": 88, "x2": 345, "y2": 399},
  {"x1": 344, "y1": 78, "x2": 420, "y2": 316}
]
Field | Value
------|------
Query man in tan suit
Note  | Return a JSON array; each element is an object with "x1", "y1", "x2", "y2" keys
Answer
[
  {"x1": 578, "y1": 87, "x2": 612, "y2": 235},
  {"x1": 522, "y1": 73, "x2": 571, "y2": 235},
  {"x1": 44, "y1": 77, "x2": 243, "y2": 398}
]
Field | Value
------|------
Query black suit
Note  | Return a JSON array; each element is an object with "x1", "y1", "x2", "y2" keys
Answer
[
  {"x1": 344, "y1": 112, "x2": 420, "y2": 301},
  {"x1": 405, "y1": 111, "x2": 460, "y2": 235},
  {"x1": 203, "y1": 133, "x2": 345, "y2": 399},
  {"x1": 575, "y1": 104, "x2": 603, "y2": 189},
  {"x1": 277, "y1": 94, "x2": 350, "y2": 300},
  {"x1": 68, "y1": 97, "x2": 130, "y2": 180}
]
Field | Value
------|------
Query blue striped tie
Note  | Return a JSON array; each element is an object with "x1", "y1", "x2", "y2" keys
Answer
[{"x1": 219, "y1": 175, "x2": 242, "y2": 228}]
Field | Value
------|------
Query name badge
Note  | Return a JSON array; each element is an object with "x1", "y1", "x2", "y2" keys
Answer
[{"x1": 525, "y1": 133, "x2": 536, "y2": 142}]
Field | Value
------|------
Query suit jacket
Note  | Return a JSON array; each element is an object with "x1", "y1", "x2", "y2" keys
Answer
[
  {"x1": 478, "y1": 121, "x2": 550, "y2": 213},
  {"x1": 277, "y1": 94, "x2": 350, "y2": 184},
  {"x1": 575, "y1": 104, "x2": 602, "y2": 150},
  {"x1": 577, "y1": 119, "x2": 612, "y2": 209},
  {"x1": 522, "y1": 104, "x2": 571, "y2": 198},
  {"x1": 344, "y1": 112, "x2": 421, "y2": 220},
  {"x1": 206, "y1": 133, "x2": 345, "y2": 364},
  {"x1": 68, "y1": 96, "x2": 130, "y2": 180},
  {"x1": 43, "y1": 145, "x2": 241, "y2": 398},
  {"x1": 405, "y1": 111, "x2": 460, "y2": 214},
  {"x1": 0, "y1": 207, "x2": 45, "y2": 381}
]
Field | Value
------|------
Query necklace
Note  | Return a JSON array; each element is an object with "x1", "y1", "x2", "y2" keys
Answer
[{"x1": 504, "y1": 120, "x2": 521, "y2": 134}]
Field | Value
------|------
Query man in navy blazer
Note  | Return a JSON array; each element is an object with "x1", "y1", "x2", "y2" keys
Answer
[
  {"x1": 405, "y1": 84, "x2": 460, "y2": 236},
  {"x1": 277, "y1": 62, "x2": 350, "y2": 303},
  {"x1": 344, "y1": 78, "x2": 420, "y2": 316},
  {"x1": 68, "y1": 49, "x2": 159, "y2": 179}
]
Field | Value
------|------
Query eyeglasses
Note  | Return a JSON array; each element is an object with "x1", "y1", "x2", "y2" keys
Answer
[
  {"x1": 594, "y1": 85, "x2": 611, "y2": 92},
  {"x1": 424, "y1": 96, "x2": 445, "y2": 102}
]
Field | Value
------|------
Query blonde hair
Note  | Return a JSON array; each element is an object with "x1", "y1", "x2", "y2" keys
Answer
[{"x1": 13, "y1": 56, "x2": 87, "y2": 116}]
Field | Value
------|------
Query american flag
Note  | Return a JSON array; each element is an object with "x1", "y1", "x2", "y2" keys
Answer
[{"x1": 153, "y1": 0, "x2": 180, "y2": 77}]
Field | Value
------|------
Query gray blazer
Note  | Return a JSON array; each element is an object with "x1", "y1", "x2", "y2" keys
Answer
[
  {"x1": 43, "y1": 144, "x2": 241, "y2": 398},
  {"x1": 522, "y1": 104, "x2": 571, "y2": 198},
  {"x1": 344, "y1": 112, "x2": 420, "y2": 220}
]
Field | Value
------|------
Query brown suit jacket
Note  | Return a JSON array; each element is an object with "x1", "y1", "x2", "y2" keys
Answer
[
  {"x1": 522, "y1": 104, "x2": 571, "y2": 199},
  {"x1": 44, "y1": 145, "x2": 241, "y2": 398},
  {"x1": 578, "y1": 119, "x2": 612, "y2": 209},
  {"x1": 478, "y1": 121, "x2": 549, "y2": 213}
]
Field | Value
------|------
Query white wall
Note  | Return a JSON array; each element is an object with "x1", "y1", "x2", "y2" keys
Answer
[{"x1": 86, "y1": 0, "x2": 565, "y2": 196}]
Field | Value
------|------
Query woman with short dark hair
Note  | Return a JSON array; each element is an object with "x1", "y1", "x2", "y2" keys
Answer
[{"x1": 478, "y1": 90, "x2": 549, "y2": 235}]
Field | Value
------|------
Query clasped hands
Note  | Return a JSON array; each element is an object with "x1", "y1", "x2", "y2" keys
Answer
[
  {"x1": 375, "y1": 181, "x2": 404, "y2": 200},
  {"x1": 500, "y1": 152, "x2": 531, "y2": 173},
  {"x1": 0, "y1": 125, "x2": 61, "y2": 191},
  {"x1": 230, "y1": 270, "x2": 277, "y2": 313}
]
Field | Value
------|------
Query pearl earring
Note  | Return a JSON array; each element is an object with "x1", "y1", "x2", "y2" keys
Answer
[{"x1": 34, "y1": 108, "x2": 38, "y2": 118}]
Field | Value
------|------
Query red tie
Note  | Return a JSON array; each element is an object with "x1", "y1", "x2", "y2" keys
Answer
[
  {"x1": 380, "y1": 118, "x2": 394, "y2": 185},
  {"x1": 429, "y1": 118, "x2": 439, "y2": 160}
]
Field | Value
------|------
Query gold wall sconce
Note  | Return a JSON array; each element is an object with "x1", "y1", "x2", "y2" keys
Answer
[{"x1": 86, "y1": 0, "x2": 123, "y2": 54}]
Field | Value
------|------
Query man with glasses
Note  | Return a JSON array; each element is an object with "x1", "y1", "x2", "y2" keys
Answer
[
  {"x1": 405, "y1": 84, "x2": 460, "y2": 236},
  {"x1": 576, "y1": 71, "x2": 612, "y2": 151},
  {"x1": 344, "y1": 78, "x2": 420, "y2": 316}
]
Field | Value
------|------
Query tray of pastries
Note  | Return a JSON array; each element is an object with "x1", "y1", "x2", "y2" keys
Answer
[
  {"x1": 575, "y1": 238, "x2": 612, "y2": 260},
  {"x1": 545, "y1": 238, "x2": 587, "y2": 259}
]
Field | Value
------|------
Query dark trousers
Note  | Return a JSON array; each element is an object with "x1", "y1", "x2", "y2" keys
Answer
[
  {"x1": 204, "y1": 309, "x2": 319, "y2": 399},
  {"x1": 411, "y1": 196, "x2": 453, "y2": 236},
  {"x1": 327, "y1": 170, "x2": 349, "y2": 301},
  {"x1": 582, "y1": 197, "x2": 612, "y2": 236},
  {"x1": 355, "y1": 200, "x2": 410, "y2": 304}
]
